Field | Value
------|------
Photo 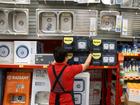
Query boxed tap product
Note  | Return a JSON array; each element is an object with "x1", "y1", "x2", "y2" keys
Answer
[
  {"x1": 3, "y1": 71, "x2": 31, "y2": 105},
  {"x1": 0, "y1": 42, "x2": 14, "y2": 64},
  {"x1": 31, "y1": 69, "x2": 50, "y2": 105},
  {"x1": 74, "y1": 72, "x2": 90, "y2": 105}
]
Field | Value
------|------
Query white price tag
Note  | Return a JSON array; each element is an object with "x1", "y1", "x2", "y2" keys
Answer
[
  {"x1": 109, "y1": 44, "x2": 115, "y2": 50},
  {"x1": 103, "y1": 57, "x2": 108, "y2": 63},
  {"x1": 74, "y1": 57, "x2": 79, "y2": 62},
  {"x1": 103, "y1": 44, "x2": 109, "y2": 50},
  {"x1": 109, "y1": 57, "x2": 115, "y2": 63}
]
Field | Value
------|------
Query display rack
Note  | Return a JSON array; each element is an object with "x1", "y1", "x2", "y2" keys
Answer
[
  {"x1": 0, "y1": 62, "x2": 120, "y2": 105},
  {"x1": 88, "y1": 64, "x2": 120, "y2": 105},
  {"x1": 118, "y1": 53, "x2": 140, "y2": 104}
]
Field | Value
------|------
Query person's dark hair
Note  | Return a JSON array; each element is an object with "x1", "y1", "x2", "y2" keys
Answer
[{"x1": 53, "y1": 47, "x2": 67, "y2": 63}]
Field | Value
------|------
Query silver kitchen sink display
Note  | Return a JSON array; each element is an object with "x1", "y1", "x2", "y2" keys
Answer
[
  {"x1": 100, "y1": 11, "x2": 120, "y2": 31},
  {"x1": 8, "y1": 9, "x2": 29, "y2": 34},
  {"x1": 59, "y1": 12, "x2": 74, "y2": 33},
  {"x1": 0, "y1": 0, "x2": 30, "y2": 4},
  {"x1": 37, "y1": 9, "x2": 58, "y2": 35},
  {"x1": 39, "y1": 12, "x2": 57, "y2": 33},
  {"x1": 0, "y1": 10, "x2": 7, "y2": 34},
  {"x1": 36, "y1": 9, "x2": 74, "y2": 36}
]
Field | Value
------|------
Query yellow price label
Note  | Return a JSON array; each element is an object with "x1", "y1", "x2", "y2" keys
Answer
[
  {"x1": 92, "y1": 53, "x2": 101, "y2": 59},
  {"x1": 64, "y1": 37, "x2": 73, "y2": 44},
  {"x1": 92, "y1": 39, "x2": 101, "y2": 46},
  {"x1": 67, "y1": 53, "x2": 73, "y2": 60}
]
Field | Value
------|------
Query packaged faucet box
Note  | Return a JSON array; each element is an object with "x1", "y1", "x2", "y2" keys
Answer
[
  {"x1": 3, "y1": 71, "x2": 31, "y2": 105},
  {"x1": 31, "y1": 69, "x2": 50, "y2": 105},
  {"x1": 74, "y1": 72, "x2": 90, "y2": 105}
]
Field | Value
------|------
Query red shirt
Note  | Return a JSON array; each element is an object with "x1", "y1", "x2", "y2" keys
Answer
[{"x1": 48, "y1": 62, "x2": 83, "y2": 105}]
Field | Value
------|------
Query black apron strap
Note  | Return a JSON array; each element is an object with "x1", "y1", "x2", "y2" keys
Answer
[
  {"x1": 51, "y1": 65, "x2": 67, "y2": 92},
  {"x1": 51, "y1": 65, "x2": 75, "y2": 105},
  {"x1": 70, "y1": 90, "x2": 75, "y2": 105},
  {"x1": 55, "y1": 94, "x2": 60, "y2": 105}
]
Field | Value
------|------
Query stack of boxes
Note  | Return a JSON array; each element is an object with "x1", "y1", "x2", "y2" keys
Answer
[
  {"x1": 125, "y1": 83, "x2": 140, "y2": 105},
  {"x1": 0, "y1": 41, "x2": 43, "y2": 64}
]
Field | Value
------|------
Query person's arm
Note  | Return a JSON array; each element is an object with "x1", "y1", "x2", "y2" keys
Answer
[{"x1": 81, "y1": 53, "x2": 92, "y2": 71}]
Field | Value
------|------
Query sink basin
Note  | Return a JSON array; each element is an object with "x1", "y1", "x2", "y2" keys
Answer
[
  {"x1": 39, "y1": 12, "x2": 57, "y2": 33},
  {"x1": 59, "y1": 12, "x2": 74, "y2": 33},
  {"x1": 8, "y1": 9, "x2": 28, "y2": 34},
  {"x1": 0, "y1": 10, "x2": 7, "y2": 33}
]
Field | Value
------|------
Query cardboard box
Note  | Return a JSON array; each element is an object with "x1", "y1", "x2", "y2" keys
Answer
[
  {"x1": 31, "y1": 69, "x2": 50, "y2": 105},
  {"x1": 14, "y1": 41, "x2": 39, "y2": 64},
  {"x1": 125, "y1": 94, "x2": 140, "y2": 105},
  {"x1": 3, "y1": 72, "x2": 31, "y2": 105},
  {"x1": 127, "y1": 83, "x2": 140, "y2": 103},
  {"x1": 0, "y1": 42, "x2": 14, "y2": 64},
  {"x1": 74, "y1": 72, "x2": 90, "y2": 105}
]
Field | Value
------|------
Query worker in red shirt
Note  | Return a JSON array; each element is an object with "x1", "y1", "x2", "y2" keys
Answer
[{"x1": 48, "y1": 47, "x2": 92, "y2": 105}]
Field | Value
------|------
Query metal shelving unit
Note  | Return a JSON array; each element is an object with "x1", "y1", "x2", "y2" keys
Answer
[{"x1": 118, "y1": 53, "x2": 140, "y2": 104}]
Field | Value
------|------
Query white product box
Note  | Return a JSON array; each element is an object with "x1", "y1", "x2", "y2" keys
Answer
[
  {"x1": 0, "y1": 42, "x2": 14, "y2": 64},
  {"x1": 74, "y1": 72, "x2": 90, "y2": 105},
  {"x1": 14, "y1": 41, "x2": 32, "y2": 64},
  {"x1": 31, "y1": 69, "x2": 50, "y2": 105},
  {"x1": 14, "y1": 41, "x2": 38, "y2": 64},
  {"x1": 127, "y1": 83, "x2": 140, "y2": 103},
  {"x1": 30, "y1": 41, "x2": 38, "y2": 64}
]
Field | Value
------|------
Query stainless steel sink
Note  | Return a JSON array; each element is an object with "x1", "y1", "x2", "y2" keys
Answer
[
  {"x1": 39, "y1": 12, "x2": 57, "y2": 33},
  {"x1": 100, "y1": 11, "x2": 120, "y2": 31},
  {"x1": 0, "y1": 10, "x2": 7, "y2": 33},
  {"x1": 8, "y1": 9, "x2": 29, "y2": 34},
  {"x1": 59, "y1": 11, "x2": 74, "y2": 33}
]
